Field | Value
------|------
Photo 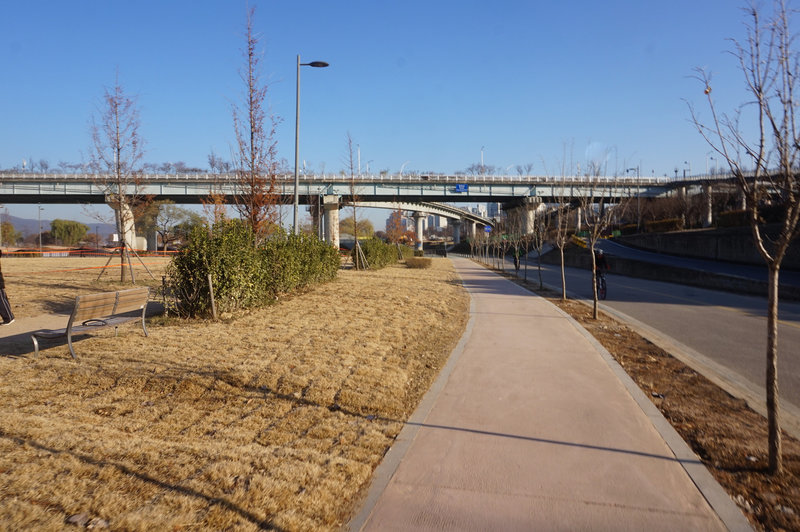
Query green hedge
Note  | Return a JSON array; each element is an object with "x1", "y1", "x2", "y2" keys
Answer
[
  {"x1": 405, "y1": 257, "x2": 432, "y2": 269},
  {"x1": 165, "y1": 220, "x2": 339, "y2": 317},
  {"x1": 353, "y1": 238, "x2": 412, "y2": 270}
]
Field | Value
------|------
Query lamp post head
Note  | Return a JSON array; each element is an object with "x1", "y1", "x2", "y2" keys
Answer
[{"x1": 303, "y1": 61, "x2": 329, "y2": 68}]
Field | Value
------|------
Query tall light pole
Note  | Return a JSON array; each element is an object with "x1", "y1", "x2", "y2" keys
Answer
[
  {"x1": 706, "y1": 153, "x2": 716, "y2": 175},
  {"x1": 293, "y1": 55, "x2": 329, "y2": 235}
]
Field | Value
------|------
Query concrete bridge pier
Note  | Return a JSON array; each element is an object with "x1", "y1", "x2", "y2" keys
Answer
[
  {"x1": 108, "y1": 197, "x2": 137, "y2": 250},
  {"x1": 467, "y1": 220, "x2": 476, "y2": 239},
  {"x1": 322, "y1": 195, "x2": 340, "y2": 250},
  {"x1": 413, "y1": 212, "x2": 427, "y2": 252},
  {"x1": 503, "y1": 197, "x2": 543, "y2": 235},
  {"x1": 703, "y1": 184, "x2": 713, "y2": 227},
  {"x1": 308, "y1": 199, "x2": 323, "y2": 240},
  {"x1": 737, "y1": 189, "x2": 747, "y2": 211},
  {"x1": 452, "y1": 220, "x2": 462, "y2": 245}
]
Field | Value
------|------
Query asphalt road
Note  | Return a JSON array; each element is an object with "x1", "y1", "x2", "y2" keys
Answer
[{"x1": 500, "y1": 251, "x2": 800, "y2": 416}]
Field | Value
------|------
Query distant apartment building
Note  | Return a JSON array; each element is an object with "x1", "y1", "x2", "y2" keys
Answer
[
  {"x1": 427, "y1": 215, "x2": 448, "y2": 231},
  {"x1": 472, "y1": 205, "x2": 487, "y2": 217},
  {"x1": 486, "y1": 202, "x2": 501, "y2": 219}
]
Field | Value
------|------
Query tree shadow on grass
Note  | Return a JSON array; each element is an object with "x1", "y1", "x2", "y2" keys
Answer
[{"x1": 0, "y1": 430, "x2": 286, "y2": 531}]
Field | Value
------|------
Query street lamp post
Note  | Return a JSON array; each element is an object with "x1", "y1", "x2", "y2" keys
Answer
[
  {"x1": 293, "y1": 55, "x2": 329, "y2": 235},
  {"x1": 38, "y1": 204, "x2": 44, "y2": 255},
  {"x1": 706, "y1": 154, "x2": 716, "y2": 175},
  {"x1": 627, "y1": 167, "x2": 641, "y2": 232}
]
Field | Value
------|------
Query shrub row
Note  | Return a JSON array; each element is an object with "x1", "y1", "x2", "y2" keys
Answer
[
  {"x1": 405, "y1": 257, "x2": 432, "y2": 269},
  {"x1": 354, "y1": 238, "x2": 413, "y2": 269},
  {"x1": 165, "y1": 220, "x2": 340, "y2": 317}
]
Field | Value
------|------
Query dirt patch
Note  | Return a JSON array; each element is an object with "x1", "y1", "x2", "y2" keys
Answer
[
  {"x1": 0, "y1": 258, "x2": 469, "y2": 531},
  {"x1": 499, "y1": 269, "x2": 800, "y2": 532}
]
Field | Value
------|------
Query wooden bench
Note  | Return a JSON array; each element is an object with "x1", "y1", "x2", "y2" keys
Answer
[{"x1": 31, "y1": 287, "x2": 150, "y2": 359}]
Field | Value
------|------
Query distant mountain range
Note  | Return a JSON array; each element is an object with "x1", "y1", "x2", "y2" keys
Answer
[{"x1": 2, "y1": 214, "x2": 115, "y2": 239}]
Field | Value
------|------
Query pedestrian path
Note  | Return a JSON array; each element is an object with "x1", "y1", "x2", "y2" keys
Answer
[
  {"x1": 0, "y1": 314, "x2": 69, "y2": 356},
  {"x1": 350, "y1": 257, "x2": 750, "y2": 531}
]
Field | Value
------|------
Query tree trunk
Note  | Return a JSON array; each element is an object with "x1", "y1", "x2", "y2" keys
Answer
[
  {"x1": 767, "y1": 264, "x2": 782, "y2": 475},
  {"x1": 537, "y1": 251, "x2": 543, "y2": 290},
  {"x1": 559, "y1": 246, "x2": 566, "y2": 300},
  {"x1": 591, "y1": 253, "x2": 598, "y2": 319},
  {"x1": 119, "y1": 246, "x2": 127, "y2": 283}
]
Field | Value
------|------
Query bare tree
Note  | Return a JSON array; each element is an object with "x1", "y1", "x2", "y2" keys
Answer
[
  {"x1": 344, "y1": 133, "x2": 368, "y2": 269},
  {"x1": 232, "y1": 6, "x2": 281, "y2": 242},
  {"x1": 529, "y1": 208, "x2": 548, "y2": 288},
  {"x1": 577, "y1": 167, "x2": 629, "y2": 318},
  {"x1": 515, "y1": 163, "x2": 535, "y2": 176},
  {"x1": 689, "y1": 0, "x2": 800, "y2": 475},
  {"x1": 90, "y1": 74, "x2": 148, "y2": 282}
]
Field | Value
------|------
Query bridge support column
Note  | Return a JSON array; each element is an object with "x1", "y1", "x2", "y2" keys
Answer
[
  {"x1": 309, "y1": 198, "x2": 323, "y2": 240},
  {"x1": 413, "y1": 212, "x2": 427, "y2": 252},
  {"x1": 322, "y1": 195, "x2": 340, "y2": 250},
  {"x1": 703, "y1": 184, "x2": 713, "y2": 227},
  {"x1": 109, "y1": 198, "x2": 137, "y2": 250},
  {"x1": 575, "y1": 206, "x2": 582, "y2": 232},
  {"x1": 452, "y1": 219, "x2": 462, "y2": 245}
]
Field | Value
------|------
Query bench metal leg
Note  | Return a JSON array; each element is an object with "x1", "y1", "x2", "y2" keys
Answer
[
  {"x1": 67, "y1": 332, "x2": 77, "y2": 359},
  {"x1": 31, "y1": 335, "x2": 40, "y2": 358}
]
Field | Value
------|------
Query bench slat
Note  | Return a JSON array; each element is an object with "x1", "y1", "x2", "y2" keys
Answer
[
  {"x1": 114, "y1": 288, "x2": 149, "y2": 314},
  {"x1": 72, "y1": 292, "x2": 118, "y2": 323}
]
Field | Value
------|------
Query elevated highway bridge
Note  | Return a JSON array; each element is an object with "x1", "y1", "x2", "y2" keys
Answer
[{"x1": 0, "y1": 171, "x2": 737, "y2": 248}]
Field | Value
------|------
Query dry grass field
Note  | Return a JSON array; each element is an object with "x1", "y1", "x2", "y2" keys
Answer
[
  {"x1": 2, "y1": 255, "x2": 171, "y2": 318},
  {"x1": 0, "y1": 257, "x2": 469, "y2": 531}
]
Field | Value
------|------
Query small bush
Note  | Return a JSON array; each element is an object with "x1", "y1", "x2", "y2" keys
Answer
[
  {"x1": 413, "y1": 249, "x2": 425, "y2": 257},
  {"x1": 165, "y1": 220, "x2": 339, "y2": 317},
  {"x1": 399, "y1": 244, "x2": 415, "y2": 260},
  {"x1": 406, "y1": 257, "x2": 432, "y2": 269},
  {"x1": 357, "y1": 238, "x2": 397, "y2": 270}
]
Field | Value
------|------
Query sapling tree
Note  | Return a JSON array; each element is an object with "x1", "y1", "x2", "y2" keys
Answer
[
  {"x1": 90, "y1": 74, "x2": 149, "y2": 282},
  {"x1": 689, "y1": 0, "x2": 800, "y2": 474},
  {"x1": 232, "y1": 6, "x2": 281, "y2": 243}
]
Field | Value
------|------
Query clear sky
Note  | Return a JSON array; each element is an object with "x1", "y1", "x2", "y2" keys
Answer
[{"x1": 0, "y1": 0, "x2": 760, "y2": 227}]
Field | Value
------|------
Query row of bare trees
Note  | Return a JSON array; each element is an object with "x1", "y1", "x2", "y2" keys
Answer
[
  {"x1": 471, "y1": 1, "x2": 798, "y2": 477},
  {"x1": 85, "y1": 6, "x2": 284, "y2": 281}
]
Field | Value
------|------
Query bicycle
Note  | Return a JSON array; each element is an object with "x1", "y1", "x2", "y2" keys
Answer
[{"x1": 595, "y1": 271, "x2": 607, "y2": 300}]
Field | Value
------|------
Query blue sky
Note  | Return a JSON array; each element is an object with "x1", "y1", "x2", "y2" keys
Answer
[{"x1": 1, "y1": 0, "x2": 759, "y2": 227}]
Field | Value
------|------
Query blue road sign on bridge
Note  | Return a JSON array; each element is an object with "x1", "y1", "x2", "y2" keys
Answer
[{"x1": 454, "y1": 183, "x2": 469, "y2": 193}]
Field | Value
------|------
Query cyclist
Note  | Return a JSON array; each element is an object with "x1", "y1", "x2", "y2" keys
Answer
[
  {"x1": 594, "y1": 248, "x2": 609, "y2": 274},
  {"x1": 593, "y1": 248, "x2": 609, "y2": 299}
]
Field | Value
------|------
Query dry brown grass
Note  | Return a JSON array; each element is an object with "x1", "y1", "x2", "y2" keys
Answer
[
  {"x1": 2, "y1": 256, "x2": 171, "y2": 317},
  {"x1": 0, "y1": 257, "x2": 469, "y2": 531}
]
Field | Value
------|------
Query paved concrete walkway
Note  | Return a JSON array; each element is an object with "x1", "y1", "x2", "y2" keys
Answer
[{"x1": 351, "y1": 257, "x2": 751, "y2": 531}]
